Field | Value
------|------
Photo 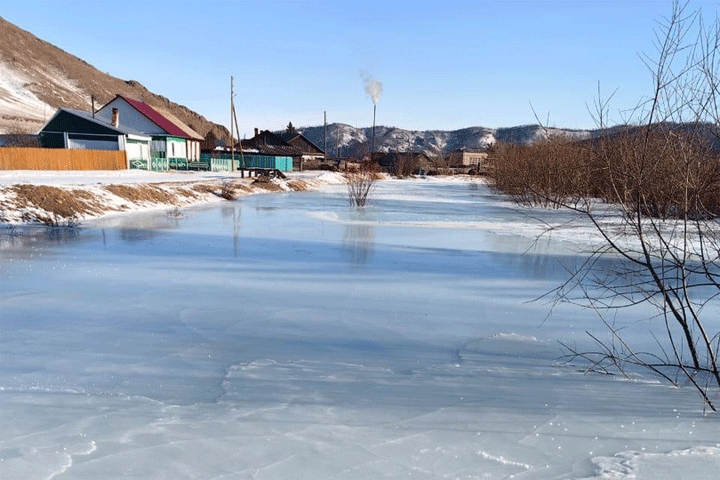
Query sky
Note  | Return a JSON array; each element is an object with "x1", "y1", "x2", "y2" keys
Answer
[{"x1": 2, "y1": 0, "x2": 717, "y2": 138}]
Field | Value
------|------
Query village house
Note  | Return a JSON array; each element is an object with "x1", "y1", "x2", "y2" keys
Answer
[
  {"x1": 279, "y1": 131, "x2": 325, "y2": 170},
  {"x1": 239, "y1": 129, "x2": 301, "y2": 171},
  {"x1": 95, "y1": 95, "x2": 203, "y2": 169},
  {"x1": 38, "y1": 107, "x2": 152, "y2": 168},
  {"x1": 447, "y1": 148, "x2": 488, "y2": 168},
  {"x1": 372, "y1": 151, "x2": 432, "y2": 176}
]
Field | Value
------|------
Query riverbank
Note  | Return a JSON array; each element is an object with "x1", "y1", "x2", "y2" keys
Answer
[{"x1": 0, "y1": 170, "x2": 349, "y2": 225}]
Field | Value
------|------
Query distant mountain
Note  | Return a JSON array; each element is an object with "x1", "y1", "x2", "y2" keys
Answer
[
  {"x1": 0, "y1": 16, "x2": 229, "y2": 140},
  {"x1": 298, "y1": 123, "x2": 596, "y2": 157}
]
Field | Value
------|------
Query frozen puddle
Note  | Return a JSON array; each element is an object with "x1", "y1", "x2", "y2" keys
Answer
[{"x1": 1, "y1": 179, "x2": 718, "y2": 479}]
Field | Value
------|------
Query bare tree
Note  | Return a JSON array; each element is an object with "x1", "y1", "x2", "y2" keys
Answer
[
  {"x1": 557, "y1": 1, "x2": 720, "y2": 412},
  {"x1": 428, "y1": 147, "x2": 452, "y2": 174},
  {"x1": 490, "y1": 1, "x2": 720, "y2": 411}
]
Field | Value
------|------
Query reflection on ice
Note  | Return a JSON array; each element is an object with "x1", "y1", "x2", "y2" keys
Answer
[
  {"x1": 342, "y1": 222, "x2": 375, "y2": 265},
  {"x1": 1, "y1": 179, "x2": 719, "y2": 480}
]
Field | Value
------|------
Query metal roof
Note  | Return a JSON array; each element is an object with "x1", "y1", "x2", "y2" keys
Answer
[
  {"x1": 156, "y1": 107, "x2": 205, "y2": 141},
  {"x1": 118, "y1": 96, "x2": 191, "y2": 139},
  {"x1": 41, "y1": 107, "x2": 151, "y2": 139}
]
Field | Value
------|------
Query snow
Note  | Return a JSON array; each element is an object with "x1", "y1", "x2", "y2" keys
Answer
[
  {"x1": 0, "y1": 61, "x2": 51, "y2": 124},
  {"x1": 1, "y1": 178, "x2": 719, "y2": 479},
  {"x1": 0, "y1": 169, "x2": 258, "y2": 187}
]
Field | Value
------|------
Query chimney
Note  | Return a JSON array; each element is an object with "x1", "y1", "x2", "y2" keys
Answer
[
  {"x1": 254, "y1": 128, "x2": 259, "y2": 137},
  {"x1": 111, "y1": 108, "x2": 119, "y2": 127}
]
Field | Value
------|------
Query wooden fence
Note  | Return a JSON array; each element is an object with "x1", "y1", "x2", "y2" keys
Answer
[{"x1": 0, "y1": 147, "x2": 127, "y2": 170}]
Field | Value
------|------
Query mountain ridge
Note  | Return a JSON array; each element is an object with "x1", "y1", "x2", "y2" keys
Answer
[{"x1": 295, "y1": 123, "x2": 598, "y2": 157}]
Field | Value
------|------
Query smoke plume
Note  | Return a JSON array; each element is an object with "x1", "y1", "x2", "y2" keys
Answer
[{"x1": 361, "y1": 72, "x2": 383, "y2": 105}]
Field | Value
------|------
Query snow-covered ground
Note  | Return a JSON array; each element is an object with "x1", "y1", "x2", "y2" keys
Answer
[
  {"x1": 0, "y1": 170, "x2": 349, "y2": 224},
  {"x1": 1, "y1": 178, "x2": 719, "y2": 479}
]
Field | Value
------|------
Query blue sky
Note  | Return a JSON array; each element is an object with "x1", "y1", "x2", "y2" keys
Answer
[{"x1": 3, "y1": 1, "x2": 714, "y2": 137}]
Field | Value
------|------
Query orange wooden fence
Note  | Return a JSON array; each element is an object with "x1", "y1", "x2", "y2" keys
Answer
[{"x1": 0, "y1": 147, "x2": 127, "y2": 170}]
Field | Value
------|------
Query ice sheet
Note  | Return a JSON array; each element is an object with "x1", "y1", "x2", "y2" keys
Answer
[{"x1": 1, "y1": 179, "x2": 718, "y2": 479}]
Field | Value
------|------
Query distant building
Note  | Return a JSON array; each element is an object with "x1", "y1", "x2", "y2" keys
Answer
[
  {"x1": 373, "y1": 151, "x2": 431, "y2": 176},
  {"x1": 447, "y1": 148, "x2": 488, "y2": 167},
  {"x1": 38, "y1": 107, "x2": 151, "y2": 168}
]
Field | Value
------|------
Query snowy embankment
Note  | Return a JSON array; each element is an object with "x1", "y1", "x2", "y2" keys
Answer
[{"x1": 0, "y1": 170, "x2": 349, "y2": 224}]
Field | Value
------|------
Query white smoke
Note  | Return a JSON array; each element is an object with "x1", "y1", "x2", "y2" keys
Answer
[{"x1": 361, "y1": 72, "x2": 383, "y2": 106}]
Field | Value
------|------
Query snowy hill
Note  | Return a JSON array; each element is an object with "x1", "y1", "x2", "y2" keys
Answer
[
  {"x1": 0, "y1": 16, "x2": 229, "y2": 140},
  {"x1": 298, "y1": 123, "x2": 595, "y2": 157}
]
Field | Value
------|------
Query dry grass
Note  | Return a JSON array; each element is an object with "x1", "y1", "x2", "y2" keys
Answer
[
  {"x1": 103, "y1": 184, "x2": 178, "y2": 205},
  {"x1": 251, "y1": 176, "x2": 285, "y2": 192},
  {"x1": 1, "y1": 175, "x2": 329, "y2": 224},
  {"x1": 192, "y1": 184, "x2": 218, "y2": 195},
  {"x1": 287, "y1": 179, "x2": 309, "y2": 191},
  {"x1": 10, "y1": 184, "x2": 103, "y2": 218}
]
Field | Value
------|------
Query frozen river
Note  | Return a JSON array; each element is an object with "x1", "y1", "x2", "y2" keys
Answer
[{"x1": 1, "y1": 178, "x2": 718, "y2": 479}]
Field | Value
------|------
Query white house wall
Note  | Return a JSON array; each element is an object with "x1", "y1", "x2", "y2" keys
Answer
[
  {"x1": 167, "y1": 138, "x2": 186, "y2": 159},
  {"x1": 96, "y1": 98, "x2": 166, "y2": 135},
  {"x1": 188, "y1": 140, "x2": 200, "y2": 161},
  {"x1": 126, "y1": 141, "x2": 150, "y2": 160}
]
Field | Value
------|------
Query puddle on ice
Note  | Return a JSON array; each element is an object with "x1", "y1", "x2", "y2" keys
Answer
[{"x1": 1, "y1": 179, "x2": 718, "y2": 479}]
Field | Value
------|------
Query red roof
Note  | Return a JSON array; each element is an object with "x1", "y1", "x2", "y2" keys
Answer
[{"x1": 119, "y1": 96, "x2": 190, "y2": 139}]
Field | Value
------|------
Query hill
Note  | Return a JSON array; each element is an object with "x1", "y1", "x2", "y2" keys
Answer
[{"x1": 0, "y1": 16, "x2": 229, "y2": 141}]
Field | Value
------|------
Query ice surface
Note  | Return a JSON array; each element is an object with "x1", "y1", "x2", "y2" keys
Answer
[{"x1": 1, "y1": 179, "x2": 719, "y2": 479}]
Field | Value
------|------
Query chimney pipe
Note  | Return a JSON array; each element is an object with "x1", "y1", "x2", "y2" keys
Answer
[
  {"x1": 111, "y1": 108, "x2": 119, "y2": 127},
  {"x1": 254, "y1": 128, "x2": 259, "y2": 137}
]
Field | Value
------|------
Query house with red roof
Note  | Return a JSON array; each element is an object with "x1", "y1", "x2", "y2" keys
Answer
[{"x1": 95, "y1": 95, "x2": 203, "y2": 170}]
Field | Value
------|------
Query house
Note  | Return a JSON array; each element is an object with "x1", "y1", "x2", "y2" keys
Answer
[
  {"x1": 199, "y1": 129, "x2": 297, "y2": 173},
  {"x1": 38, "y1": 107, "x2": 152, "y2": 168},
  {"x1": 279, "y1": 131, "x2": 325, "y2": 170},
  {"x1": 447, "y1": 148, "x2": 488, "y2": 168},
  {"x1": 95, "y1": 95, "x2": 202, "y2": 169},
  {"x1": 239, "y1": 129, "x2": 301, "y2": 171},
  {"x1": 373, "y1": 151, "x2": 431, "y2": 176}
]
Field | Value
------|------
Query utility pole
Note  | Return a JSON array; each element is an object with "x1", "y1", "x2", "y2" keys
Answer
[
  {"x1": 371, "y1": 104, "x2": 376, "y2": 160},
  {"x1": 323, "y1": 111, "x2": 327, "y2": 162},
  {"x1": 229, "y1": 76, "x2": 244, "y2": 172},
  {"x1": 230, "y1": 76, "x2": 235, "y2": 171}
]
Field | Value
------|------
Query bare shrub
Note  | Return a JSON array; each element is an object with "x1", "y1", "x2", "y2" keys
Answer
[
  {"x1": 2, "y1": 118, "x2": 40, "y2": 147},
  {"x1": 489, "y1": 137, "x2": 595, "y2": 209},
  {"x1": 220, "y1": 181, "x2": 236, "y2": 200},
  {"x1": 345, "y1": 163, "x2": 376, "y2": 207}
]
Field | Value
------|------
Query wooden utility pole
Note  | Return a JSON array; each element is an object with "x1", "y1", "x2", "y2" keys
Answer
[
  {"x1": 324, "y1": 111, "x2": 327, "y2": 162},
  {"x1": 230, "y1": 76, "x2": 235, "y2": 171},
  {"x1": 229, "y1": 76, "x2": 244, "y2": 172}
]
